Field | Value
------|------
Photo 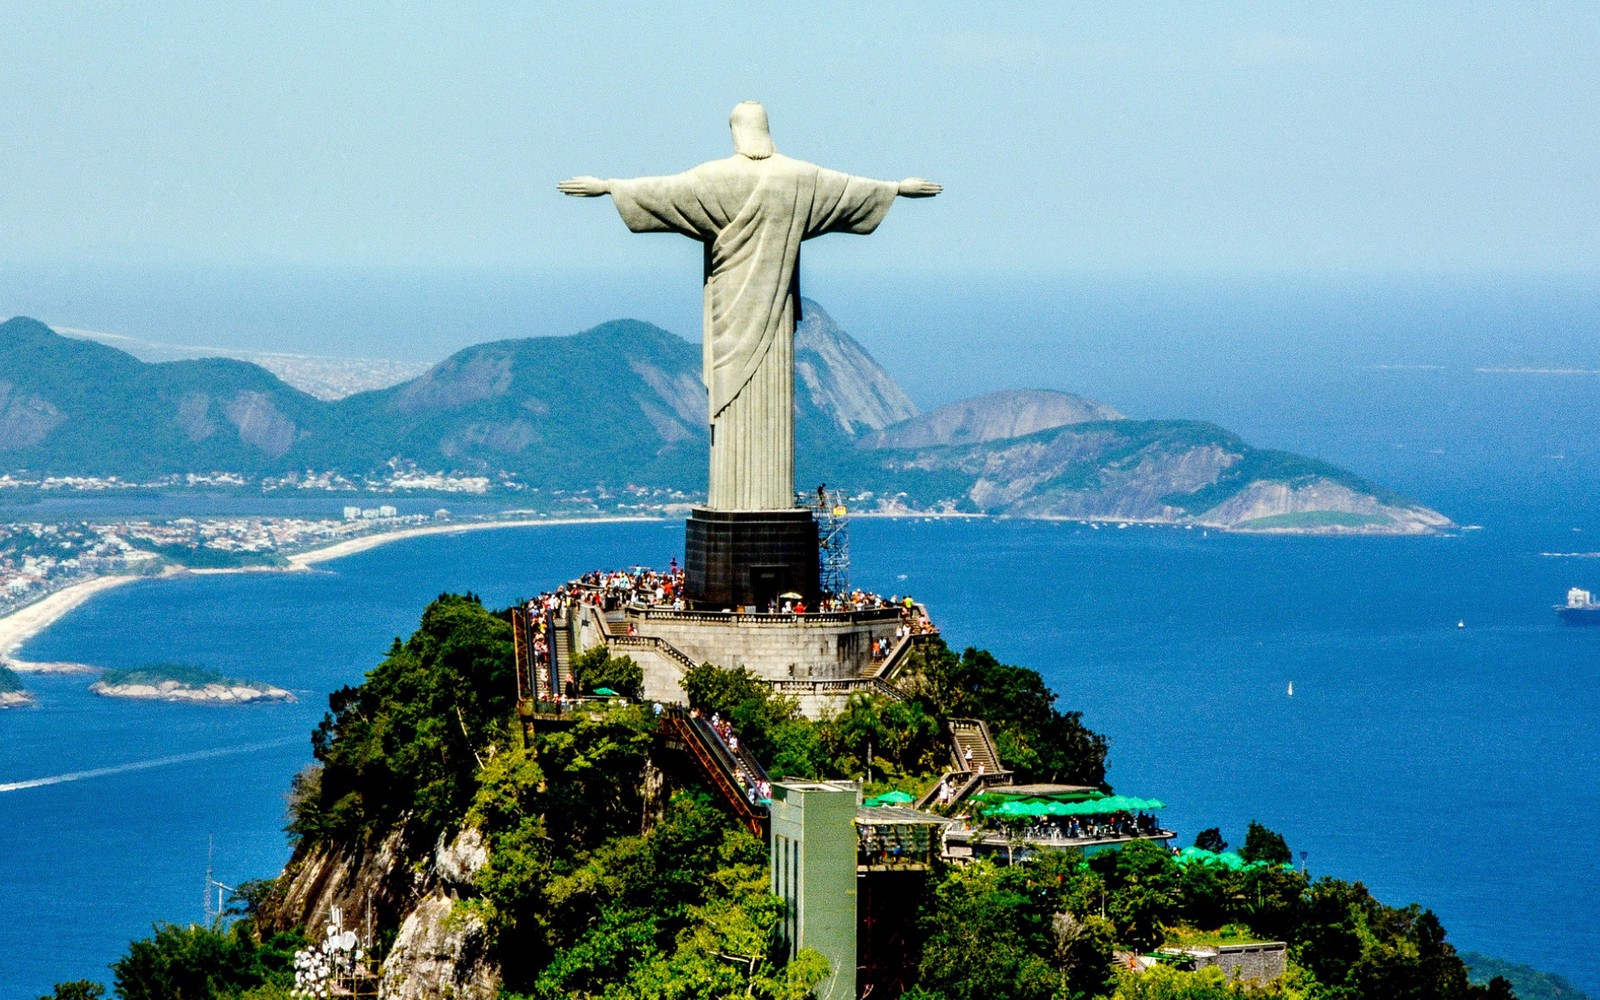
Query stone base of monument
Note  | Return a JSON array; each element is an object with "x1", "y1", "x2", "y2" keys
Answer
[
  {"x1": 684, "y1": 507, "x2": 821, "y2": 611},
  {"x1": 571, "y1": 600, "x2": 925, "y2": 718}
]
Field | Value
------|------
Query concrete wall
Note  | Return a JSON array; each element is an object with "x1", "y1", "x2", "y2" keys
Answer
[
  {"x1": 631, "y1": 610, "x2": 900, "y2": 681},
  {"x1": 770, "y1": 782, "x2": 859, "y2": 1000},
  {"x1": 1212, "y1": 943, "x2": 1288, "y2": 982}
]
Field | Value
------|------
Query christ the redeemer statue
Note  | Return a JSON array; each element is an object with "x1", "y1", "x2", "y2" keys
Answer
[{"x1": 560, "y1": 101, "x2": 939, "y2": 511}]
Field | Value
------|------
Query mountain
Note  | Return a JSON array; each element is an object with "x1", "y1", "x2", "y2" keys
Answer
[
  {"x1": 839, "y1": 418, "x2": 1450, "y2": 532},
  {"x1": 859, "y1": 389, "x2": 1121, "y2": 450},
  {"x1": 0, "y1": 312, "x2": 1450, "y2": 532},
  {"x1": 0, "y1": 317, "x2": 324, "y2": 476}
]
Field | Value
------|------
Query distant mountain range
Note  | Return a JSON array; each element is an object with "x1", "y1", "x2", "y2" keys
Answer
[{"x1": 0, "y1": 304, "x2": 1450, "y2": 532}]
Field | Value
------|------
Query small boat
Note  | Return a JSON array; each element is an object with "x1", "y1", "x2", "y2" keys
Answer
[
  {"x1": 1457, "y1": 619, "x2": 1465, "y2": 629},
  {"x1": 1286, "y1": 681, "x2": 1293, "y2": 697},
  {"x1": 1557, "y1": 588, "x2": 1600, "y2": 625}
]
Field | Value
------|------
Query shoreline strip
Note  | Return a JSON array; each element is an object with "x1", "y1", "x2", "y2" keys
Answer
[{"x1": 0, "y1": 515, "x2": 664, "y2": 665}]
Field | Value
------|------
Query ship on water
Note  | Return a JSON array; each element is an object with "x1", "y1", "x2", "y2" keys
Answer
[{"x1": 1556, "y1": 587, "x2": 1600, "y2": 624}]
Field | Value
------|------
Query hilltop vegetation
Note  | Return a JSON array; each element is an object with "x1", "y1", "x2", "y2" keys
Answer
[{"x1": 55, "y1": 592, "x2": 1526, "y2": 999}]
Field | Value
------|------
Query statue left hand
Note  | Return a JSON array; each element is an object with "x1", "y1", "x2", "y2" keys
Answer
[
  {"x1": 558, "y1": 176, "x2": 610, "y2": 197},
  {"x1": 898, "y1": 178, "x2": 942, "y2": 198}
]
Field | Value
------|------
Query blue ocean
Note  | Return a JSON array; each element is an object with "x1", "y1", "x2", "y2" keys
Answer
[
  {"x1": 2, "y1": 274, "x2": 1599, "y2": 996},
  {"x1": 2, "y1": 508, "x2": 1597, "y2": 996}
]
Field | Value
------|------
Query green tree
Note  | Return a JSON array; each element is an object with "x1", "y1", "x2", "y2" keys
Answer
[
  {"x1": 111, "y1": 922, "x2": 300, "y2": 1000},
  {"x1": 680, "y1": 662, "x2": 824, "y2": 776},
  {"x1": 1089, "y1": 839, "x2": 1183, "y2": 951},
  {"x1": 570, "y1": 645, "x2": 644, "y2": 699},
  {"x1": 1240, "y1": 821, "x2": 1292, "y2": 866},
  {"x1": 295, "y1": 593, "x2": 517, "y2": 840},
  {"x1": 915, "y1": 862, "x2": 1062, "y2": 1000},
  {"x1": 1193, "y1": 827, "x2": 1227, "y2": 853},
  {"x1": 900, "y1": 640, "x2": 1108, "y2": 785},
  {"x1": 36, "y1": 983, "x2": 104, "y2": 1000}
]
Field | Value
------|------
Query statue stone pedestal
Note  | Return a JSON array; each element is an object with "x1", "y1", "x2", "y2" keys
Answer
[{"x1": 684, "y1": 507, "x2": 820, "y2": 610}]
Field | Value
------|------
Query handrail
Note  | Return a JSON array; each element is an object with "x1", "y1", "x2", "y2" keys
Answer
[
  {"x1": 607, "y1": 633, "x2": 698, "y2": 674},
  {"x1": 915, "y1": 769, "x2": 973, "y2": 811},
  {"x1": 659, "y1": 710, "x2": 767, "y2": 837},
  {"x1": 629, "y1": 605, "x2": 906, "y2": 626}
]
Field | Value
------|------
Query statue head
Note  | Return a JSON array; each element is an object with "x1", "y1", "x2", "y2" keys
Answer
[{"x1": 730, "y1": 101, "x2": 775, "y2": 160}]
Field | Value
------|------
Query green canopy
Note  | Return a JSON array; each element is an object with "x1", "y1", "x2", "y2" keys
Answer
[
  {"x1": 864, "y1": 790, "x2": 917, "y2": 807},
  {"x1": 1173, "y1": 847, "x2": 1273, "y2": 871},
  {"x1": 592, "y1": 687, "x2": 621, "y2": 697}
]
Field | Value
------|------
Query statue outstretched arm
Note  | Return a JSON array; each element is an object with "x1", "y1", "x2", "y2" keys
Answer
[
  {"x1": 898, "y1": 178, "x2": 941, "y2": 198},
  {"x1": 558, "y1": 176, "x2": 610, "y2": 197}
]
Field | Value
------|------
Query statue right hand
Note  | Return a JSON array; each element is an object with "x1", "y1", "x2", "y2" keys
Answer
[
  {"x1": 898, "y1": 177, "x2": 942, "y2": 198},
  {"x1": 558, "y1": 176, "x2": 610, "y2": 197}
]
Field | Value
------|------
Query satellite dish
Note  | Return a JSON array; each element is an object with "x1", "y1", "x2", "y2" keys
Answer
[{"x1": 341, "y1": 930, "x2": 359, "y2": 951}]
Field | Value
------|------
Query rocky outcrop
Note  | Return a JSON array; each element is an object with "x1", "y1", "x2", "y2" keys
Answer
[
  {"x1": 0, "y1": 690, "x2": 35, "y2": 708},
  {"x1": 0, "y1": 382, "x2": 65, "y2": 450},
  {"x1": 263, "y1": 820, "x2": 503, "y2": 999},
  {"x1": 260, "y1": 823, "x2": 427, "y2": 939},
  {"x1": 90, "y1": 679, "x2": 296, "y2": 703},
  {"x1": 380, "y1": 828, "x2": 499, "y2": 999},
  {"x1": 1198, "y1": 480, "x2": 1453, "y2": 534},
  {"x1": 382, "y1": 894, "x2": 498, "y2": 1000},
  {"x1": 863, "y1": 389, "x2": 1120, "y2": 450},
  {"x1": 795, "y1": 300, "x2": 919, "y2": 436},
  {"x1": 866, "y1": 419, "x2": 1452, "y2": 534}
]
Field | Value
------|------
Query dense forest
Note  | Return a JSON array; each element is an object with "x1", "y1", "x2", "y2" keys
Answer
[{"x1": 44, "y1": 594, "x2": 1517, "y2": 1000}]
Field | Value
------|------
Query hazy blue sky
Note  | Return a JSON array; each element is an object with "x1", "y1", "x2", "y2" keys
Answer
[{"x1": 3, "y1": 3, "x2": 1598, "y2": 277}]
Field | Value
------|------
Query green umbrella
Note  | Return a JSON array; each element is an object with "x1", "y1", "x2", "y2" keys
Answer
[
  {"x1": 878, "y1": 790, "x2": 914, "y2": 804},
  {"x1": 592, "y1": 687, "x2": 621, "y2": 697}
]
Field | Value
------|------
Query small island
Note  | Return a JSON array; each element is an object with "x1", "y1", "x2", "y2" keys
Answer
[
  {"x1": 89, "y1": 663, "x2": 295, "y2": 704},
  {"x1": 0, "y1": 663, "x2": 34, "y2": 708}
]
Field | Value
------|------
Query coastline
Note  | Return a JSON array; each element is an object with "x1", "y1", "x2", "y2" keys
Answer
[
  {"x1": 0, "y1": 515, "x2": 663, "y2": 667},
  {"x1": 284, "y1": 515, "x2": 662, "y2": 569},
  {"x1": 0, "y1": 573, "x2": 151, "y2": 667}
]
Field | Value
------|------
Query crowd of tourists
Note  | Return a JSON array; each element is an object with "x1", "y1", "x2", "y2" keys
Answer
[
  {"x1": 992, "y1": 811, "x2": 1166, "y2": 844},
  {"x1": 516, "y1": 561, "x2": 938, "y2": 699},
  {"x1": 691, "y1": 707, "x2": 772, "y2": 805}
]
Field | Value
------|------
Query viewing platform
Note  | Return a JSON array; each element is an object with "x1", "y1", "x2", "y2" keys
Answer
[{"x1": 514, "y1": 564, "x2": 941, "y2": 716}]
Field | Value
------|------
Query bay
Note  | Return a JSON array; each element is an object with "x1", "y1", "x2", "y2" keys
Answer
[{"x1": 1, "y1": 513, "x2": 1595, "y2": 996}]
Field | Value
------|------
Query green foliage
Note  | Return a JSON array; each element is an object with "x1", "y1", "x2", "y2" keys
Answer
[
  {"x1": 100, "y1": 663, "x2": 230, "y2": 687},
  {"x1": 817, "y1": 693, "x2": 946, "y2": 782},
  {"x1": 0, "y1": 663, "x2": 23, "y2": 693},
  {"x1": 293, "y1": 593, "x2": 516, "y2": 841},
  {"x1": 484, "y1": 790, "x2": 823, "y2": 1000},
  {"x1": 569, "y1": 646, "x2": 644, "y2": 699},
  {"x1": 681, "y1": 662, "x2": 825, "y2": 777},
  {"x1": 1193, "y1": 827, "x2": 1227, "y2": 853},
  {"x1": 110, "y1": 922, "x2": 302, "y2": 1000},
  {"x1": 915, "y1": 853, "x2": 1114, "y2": 1000},
  {"x1": 1462, "y1": 952, "x2": 1588, "y2": 1000},
  {"x1": 1110, "y1": 963, "x2": 1307, "y2": 999},
  {"x1": 1089, "y1": 838, "x2": 1184, "y2": 951},
  {"x1": 1240, "y1": 821, "x2": 1292, "y2": 866},
  {"x1": 900, "y1": 639, "x2": 1110, "y2": 785},
  {"x1": 36, "y1": 983, "x2": 105, "y2": 1000}
]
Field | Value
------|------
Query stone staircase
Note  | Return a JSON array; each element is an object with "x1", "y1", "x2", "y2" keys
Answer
[
  {"x1": 914, "y1": 718, "x2": 1013, "y2": 813},
  {"x1": 950, "y1": 718, "x2": 1004, "y2": 775}
]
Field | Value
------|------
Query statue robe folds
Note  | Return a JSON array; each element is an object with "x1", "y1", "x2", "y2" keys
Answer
[{"x1": 609, "y1": 154, "x2": 899, "y2": 510}]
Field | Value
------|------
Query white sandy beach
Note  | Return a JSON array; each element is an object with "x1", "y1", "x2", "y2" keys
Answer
[
  {"x1": 286, "y1": 515, "x2": 660, "y2": 568},
  {"x1": 0, "y1": 515, "x2": 664, "y2": 666},
  {"x1": 0, "y1": 574, "x2": 145, "y2": 665}
]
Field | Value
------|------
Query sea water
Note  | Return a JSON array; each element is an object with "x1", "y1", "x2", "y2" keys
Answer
[{"x1": 1, "y1": 511, "x2": 1596, "y2": 997}]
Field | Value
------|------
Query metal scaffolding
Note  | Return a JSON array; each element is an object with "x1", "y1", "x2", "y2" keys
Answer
[{"x1": 801, "y1": 485, "x2": 851, "y2": 597}]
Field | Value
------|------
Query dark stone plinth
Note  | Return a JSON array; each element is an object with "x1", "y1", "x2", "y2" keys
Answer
[{"x1": 684, "y1": 507, "x2": 820, "y2": 610}]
